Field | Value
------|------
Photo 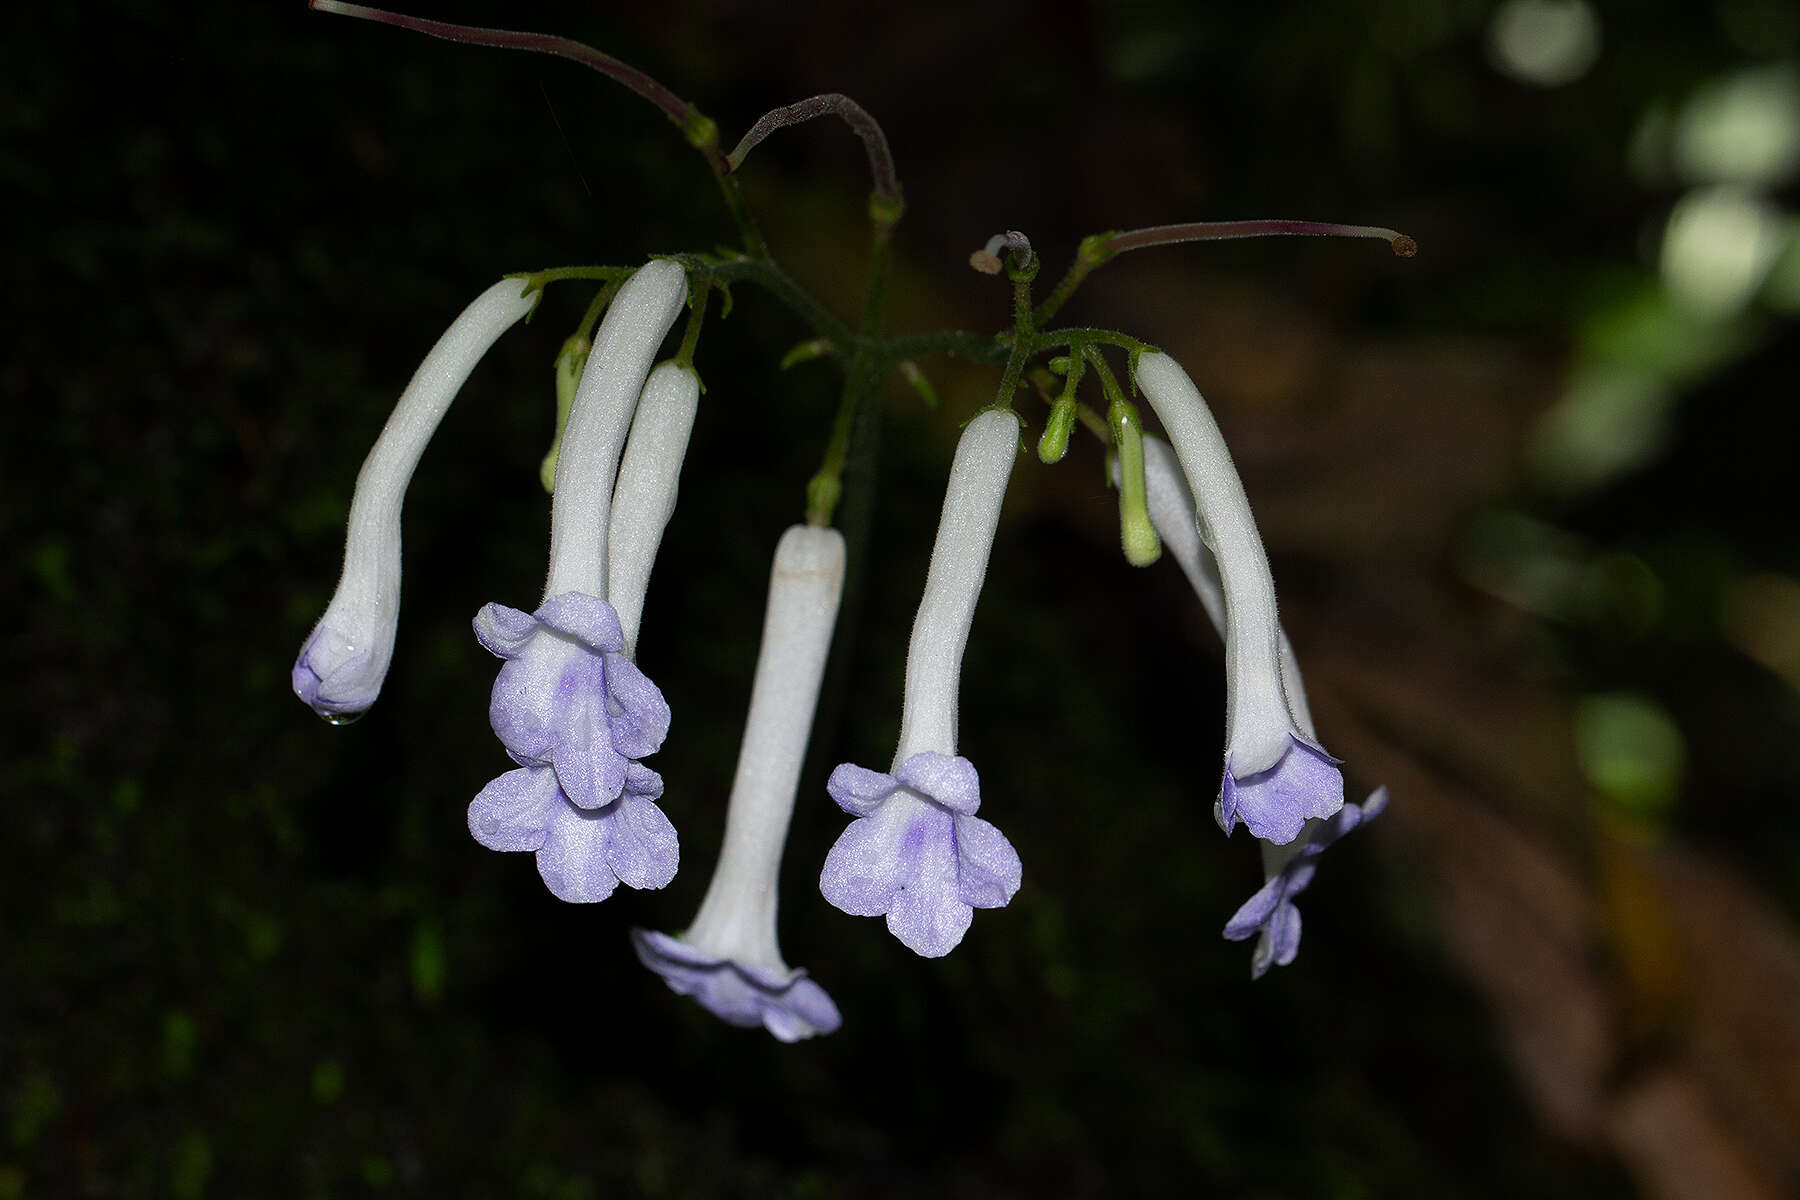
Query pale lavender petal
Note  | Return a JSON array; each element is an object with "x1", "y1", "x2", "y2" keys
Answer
[
  {"x1": 602, "y1": 794, "x2": 679, "y2": 891},
  {"x1": 894, "y1": 751, "x2": 982, "y2": 814},
  {"x1": 603, "y1": 653, "x2": 671, "y2": 759},
  {"x1": 883, "y1": 807, "x2": 971, "y2": 957},
  {"x1": 534, "y1": 592, "x2": 624, "y2": 653},
  {"x1": 473, "y1": 602, "x2": 538, "y2": 658},
  {"x1": 292, "y1": 627, "x2": 379, "y2": 716},
  {"x1": 1220, "y1": 735, "x2": 1345, "y2": 845},
  {"x1": 1265, "y1": 902, "x2": 1302, "y2": 969},
  {"x1": 546, "y1": 651, "x2": 627, "y2": 808},
  {"x1": 551, "y1": 742, "x2": 627, "y2": 811},
  {"x1": 466, "y1": 766, "x2": 561, "y2": 852},
  {"x1": 1222, "y1": 874, "x2": 1287, "y2": 941},
  {"x1": 630, "y1": 930, "x2": 842, "y2": 1041},
  {"x1": 952, "y1": 813, "x2": 1021, "y2": 909},
  {"x1": 1225, "y1": 781, "x2": 1386, "y2": 977},
  {"x1": 535, "y1": 803, "x2": 621, "y2": 904},
  {"x1": 487, "y1": 654, "x2": 560, "y2": 764},
  {"x1": 623, "y1": 760, "x2": 665, "y2": 800},
  {"x1": 819, "y1": 799, "x2": 919, "y2": 916},
  {"x1": 825, "y1": 763, "x2": 899, "y2": 817}
]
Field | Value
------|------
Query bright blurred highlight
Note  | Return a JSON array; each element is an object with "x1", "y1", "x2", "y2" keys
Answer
[
  {"x1": 1488, "y1": 0, "x2": 1601, "y2": 86},
  {"x1": 1673, "y1": 64, "x2": 1800, "y2": 186},
  {"x1": 1660, "y1": 185, "x2": 1786, "y2": 317}
]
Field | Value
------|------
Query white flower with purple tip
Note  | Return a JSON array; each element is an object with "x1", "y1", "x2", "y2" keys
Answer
[
  {"x1": 1132, "y1": 431, "x2": 1385, "y2": 974},
  {"x1": 293, "y1": 277, "x2": 536, "y2": 721},
  {"x1": 474, "y1": 594, "x2": 670, "y2": 810},
  {"x1": 1135, "y1": 352, "x2": 1345, "y2": 845},
  {"x1": 467, "y1": 259, "x2": 688, "y2": 899},
  {"x1": 635, "y1": 525, "x2": 846, "y2": 1041},
  {"x1": 819, "y1": 408, "x2": 1024, "y2": 957}
]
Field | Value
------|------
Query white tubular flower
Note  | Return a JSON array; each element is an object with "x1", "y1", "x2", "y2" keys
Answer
[
  {"x1": 1135, "y1": 429, "x2": 1385, "y2": 976},
  {"x1": 1134, "y1": 351, "x2": 1345, "y2": 845},
  {"x1": 467, "y1": 260, "x2": 690, "y2": 903},
  {"x1": 543, "y1": 260, "x2": 689, "y2": 601},
  {"x1": 293, "y1": 277, "x2": 537, "y2": 721},
  {"x1": 607, "y1": 361, "x2": 700, "y2": 658},
  {"x1": 819, "y1": 409, "x2": 1024, "y2": 958},
  {"x1": 633, "y1": 525, "x2": 846, "y2": 1041}
]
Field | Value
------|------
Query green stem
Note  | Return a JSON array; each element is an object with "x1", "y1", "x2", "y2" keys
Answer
[
  {"x1": 989, "y1": 254, "x2": 1040, "y2": 412},
  {"x1": 675, "y1": 281, "x2": 709, "y2": 370},
  {"x1": 695, "y1": 258, "x2": 858, "y2": 349},
  {"x1": 876, "y1": 330, "x2": 1008, "y2": 368}
]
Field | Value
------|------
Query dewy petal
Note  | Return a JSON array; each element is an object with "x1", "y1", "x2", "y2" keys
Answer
[
  {"x1": 1220, "y1": 735, "x2": 1346, "y2": 845},
  {"x1": 894, "y1": 751, "x2": 982, "y2": 815},
  {"x1": 293, "y1": 278, "x2": 536, "y2": 720},
  {"x1": 467, "y1": 766, "x2": 561, "y2": 853},
  {"x1": 609, "y1": 362, "x2": 701, "y2": 657},
  {"x1": 630, "y1": 929, "x2": 842, "y2": 1042},
  {"x1": 952, "y1": 813, "x2": 1022, "y2": 909},
  {"x1": 825, "y1": 763, "x2": 899, "y2": 817},
  {"x1": 543, "y1": 260, "x2": 688, "y2": 601}
]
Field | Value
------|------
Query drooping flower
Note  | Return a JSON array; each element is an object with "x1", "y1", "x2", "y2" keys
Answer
[
  {"x1": 819, "y1": 408, "x2": 1024, "y2": 957},
  {"x1": 633, "y1": 525, "x2": 846, "y2": 1041},
  {"x1": 1223, "y1": 787, "x2": 1387, "y2": 977},
  {"x1": 293, "y1": 277, "x2": 537, "y2": 721},
  {"x1": 1134, "y1": 352, "x2": 1345, "y2": 845},
  {"x1": 1133, "y1": 430, "x2": 1384, "y2": 975},
  {"x1": 467, "y1": 259, "x2": 688, "y2": 899}
]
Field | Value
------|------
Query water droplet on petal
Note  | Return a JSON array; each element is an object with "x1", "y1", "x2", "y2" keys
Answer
[{"x1": 318, "y1": 707, "x2": 365, "y2": 727}]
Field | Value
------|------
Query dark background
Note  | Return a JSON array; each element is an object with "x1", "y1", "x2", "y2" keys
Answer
[{"x1": 7, "y1": 1, "x2": 1800, "y2": 1195}]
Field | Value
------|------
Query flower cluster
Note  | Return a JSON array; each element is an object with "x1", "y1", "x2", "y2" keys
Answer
[{"x1": 294, "y1": 1, "x2": 1397, "y2": 1040}]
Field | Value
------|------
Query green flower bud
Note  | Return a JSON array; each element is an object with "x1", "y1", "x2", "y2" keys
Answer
[
  {"x1": 1038, "y1": 395, "x2": 1077, "y2": 464},
  {"x1": 1109, "y1": 398, "x2": 1161, "y2": 566},
  {"x1": 540, "y1": 332, "x2": 591, "y2": 493}
]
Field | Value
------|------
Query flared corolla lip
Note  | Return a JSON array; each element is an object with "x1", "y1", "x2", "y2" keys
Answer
[{"x1": 630, "y1": 928, "x2": 842, "y2": 1041}]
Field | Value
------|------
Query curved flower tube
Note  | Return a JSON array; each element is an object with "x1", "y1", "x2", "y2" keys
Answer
[
  {"x1": 819, "y1": 409, "x2": 1024, "y2": 957},
  {"x1": 1134, "y1": 352, "x2": 1345, "y2": 845},
  {"x1": 607, "y1": 361, "x2": 700, "y2": 658},
  {"x1": 633, "y1": 525, "x2": 845, "y2": 1041},
  {"x1": 292, "y1": 278, "x2": 536, "y2": 720},
  {"x1": 468, "y1": 260, "x2": 688, "y2": 899},
  {"x1": 1135, "y1": 432, "x2": 1384, "y2": 974}
]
